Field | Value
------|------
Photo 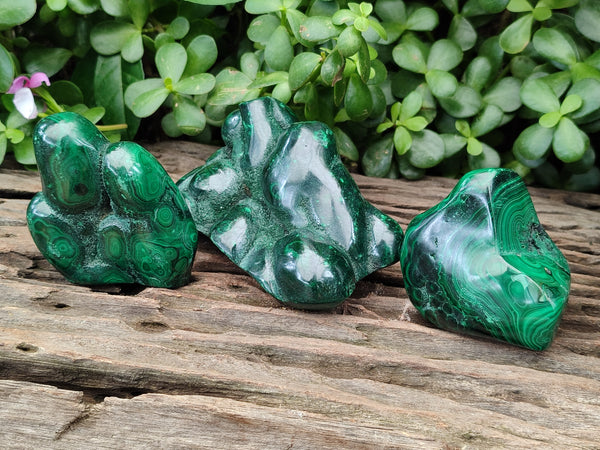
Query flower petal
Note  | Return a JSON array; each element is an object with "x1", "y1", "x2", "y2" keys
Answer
[
  {"x1": 13, "y1": 88, "x2": 38, "y2": 119},
  {"x1": 7, "y1": 76, "x2": 30, "y2": 94},
  {"x1": 28, "y1": 72, "x2": 50, "y2": 88}
]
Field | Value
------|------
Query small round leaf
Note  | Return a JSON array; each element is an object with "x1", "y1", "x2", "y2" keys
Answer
[
  {"x1": 362, "y1": 135, "x2": 393, "y2": 177},
  {"x1": 247, "y1": 14, "x2": 280, "y2": 44},
  {"x1": 575, "y1": 0, "x2": 600, "y2": 43},
  {"x1": 156, "y1": 43, "x2": 187, "y2": 84},
  {"x1": 272, "y1": 81, "x2": 292, "y2": 104},
  {"x1": 470, "y1": 104, "x2": 504, "y2": 136},
  {"x1": 468, "y1": 143, "x2": 501, "y2": 170},
  {"x1": 477, "y1": 0, "x2": 510, "y2": 13},
  {"x1": 321, "y1": 50, "x2": 344, "y2": 86},
  {"x1": 400, "y1": 91, "x2": 423, "y2": 121},
  {"x1": 438, "y1": 85, "x2": 482, "y2": 118},
  {"x1": 449, "y1": 15, "x2": 477, "y2": 51},
  {"x1": 392, "y1": 42, "x2": 427, "y2": 74},
  {"x1": 483, "y1": 77, "x2": 522, "y2": 112},
  {"x1": 393, "y1": 126, "x2": 412, "y2": 155},
  {"x1": 520, "y1": 78, "x2": 560, "y2": 113},
  {"x1": 353, "y1": 16, "x2": 369, "y2": 32},
  {"x1": 427, "y1": 39, "x2": 463, "y2": 71},
  {"x1": 48, "y1": 0, "x2": 68, "y2": 11},
  {"x1": 466, "y1": 137, "x2": 483, "y2": 155},
  {"x1": 265, "y1": 26, "x2": 294, "y2": 71},
  {"x1": 13, "y1": 137, "x2": 36, "y2": 165},
  {"x1": 174, "y1": 73, "x2": 216, "y2": 96},
  {"x1": 406, "y1": 7, "x2": 439, "y2": 31},
  {"x1": 300, "y1": 16, "x2": 341, "y2": 43},
  {"x1": 560, "y1": 94, "x2": 582, "y2": 116},
  {"x1": 161, "y1": 112, "x2": 182, "y2": 138},
  {"x1": 513, "y1": 123, "x2": 553, "y2": 161},
  {"x1": 208, "y1": 68, "x2": 253, "y2": 106},
  {"x1": 567, "y1": 78, "x2": 600, "y2": 120},
  {"x1": 426, "y1": 70, "x2": 458, "y2": 98},
  {"x1": 532, "y1": 28, "x2": 578, "y2": 66},
  {"x1": 0, "y1": 43, "x2": 15, "y2": 92},
  {"x1": 332, "y1": 9, "x2": 357, "y2": 26},
  {"x1": 464, "y1": 56, "x2": 492, "y2": 92},
  {"x1": 375, "y1": 0, "x2": 406, "y2": 23},
  {"x1": 345, "y1": 73, "x2": 373, "y2": 121},
  {"x1": 553, "y1": 117, "x2": 588, "y2": 163},
  {"x1": 404, "y1": 116, "x2": 428, "y2": 132},
  {"x1": 0, "y1": 0, "x2": 36, "y2": 29},
  {"x1": 184, "y1": 35, "x2": 218, "y2": 77},
  {"x1": 128, "y1": 86, "x2": 169, "y2": 118},
  {"x1": 441, "y1": 133, "x2": 467, "y2": 157},
  {"x1": 245, "y1": 0, "x2": 282, "y2": 14},
  {"x1": 455, "y1": 119, "x2": 471, "y2": 137},
  {"x1": 532, "y1": 5, "x2": 551, "y2": 21},
  {"x1": 174, "y1": 95, "x2": 205, "y2": 136},
  {"x1": 337, "y1": 26, "x2": 363, "y2": 57},
  {"x1": 288, "y1": 52, "x2": 322, "y2": 91},
  {"x1": 121, "y1": 33, "x2": 144, "y2": 63},
  {"x1": 507, "y1": 0, "x2": 534, "y2": 13},
  {"x1": 91, "y1": 21, "x2": 138, "y2": 56},
  {"x1": 100, "y1": 0, "x2": 127, "y2": 17},
  {"x1": 407, "y1": 129, "x2": 445, "y2": 168},
  {"x1": 499, "y1": 14, "x2": 534, "y2": 54},
  {"x1": 168, "y1": 16, "x2": 190, "y2": 40},
  {"x1": 333, "y1": 126, "x2": 359, "y2": 161}
]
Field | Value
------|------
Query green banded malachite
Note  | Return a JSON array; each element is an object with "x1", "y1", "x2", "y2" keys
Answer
[
  {"x1": 400, "y1": 168, "x2": 570, "y2": 351},
  {"x1": 27, "y1": 112, "x2": 197, "y2": 288}
]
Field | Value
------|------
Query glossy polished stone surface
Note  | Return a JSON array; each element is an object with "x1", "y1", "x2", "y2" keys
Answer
[
  {"x1": 27, "y1": 112, "x2": 197, "y2": 288},
  {"x1": 400, "y1": 168, "x2": 570, "y2": 350},
  {"x1": 178, "y1": 97, "x2": 404, "y2": 309}
]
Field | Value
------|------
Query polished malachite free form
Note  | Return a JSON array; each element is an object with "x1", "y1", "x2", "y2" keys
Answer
[
  {"x1": 400, "y1": 168, "x2": 570, "y2": 351},
  {"x1": 27, "y1": 112, "x2": 198, "y2": 288},
  {"x1": 178, "y1": 97, "x2": 404, "y2": 309}
]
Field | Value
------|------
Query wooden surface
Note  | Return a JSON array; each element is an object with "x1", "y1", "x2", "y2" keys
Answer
[{"x1": 0, "y1": 141, "x2": 599, "y2": 449}]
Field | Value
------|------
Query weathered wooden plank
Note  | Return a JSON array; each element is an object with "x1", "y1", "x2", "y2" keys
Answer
[
  {"x1": 0, "y1": 380, "x2": 86, "y2": 446},
  {"x1": 0, "y1": 141, "x2": 599, "y2": 448},
  {"x1": 3, "y1": 379, "x2": 552, "y2": 450},
  {"x1": 1, "y1": 277, "x2": 599, "y2": 447}
]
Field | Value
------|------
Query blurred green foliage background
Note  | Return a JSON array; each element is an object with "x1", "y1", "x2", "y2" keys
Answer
[{"x1": 1, "y1": 0, "x2": 599, "y2": 191}]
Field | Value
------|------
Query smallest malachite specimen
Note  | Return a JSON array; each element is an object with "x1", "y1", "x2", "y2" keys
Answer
[
  {"x1": 27, "y1": 112, "x2": 198, "y2": 288},
  {"x1": 400, "y1": 168, "x2": 570, "y2": 351}
]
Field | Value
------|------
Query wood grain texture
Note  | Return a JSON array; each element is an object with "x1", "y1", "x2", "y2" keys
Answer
[{"x1": 0, "y1": 141, "x2": 599, "y2": 449}]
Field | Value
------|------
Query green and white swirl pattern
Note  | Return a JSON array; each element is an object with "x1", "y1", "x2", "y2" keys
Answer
[{"x1": 400, "y1": 169, "x2": 570, "y2": 351}]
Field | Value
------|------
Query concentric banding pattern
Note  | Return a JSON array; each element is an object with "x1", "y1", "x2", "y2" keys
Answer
[
  {"x1": 400, "y1": 168, "x2": 570, "y2": 351},
  {"x1": 26, "y1": 112, "x2": 197, "y2": 288}
]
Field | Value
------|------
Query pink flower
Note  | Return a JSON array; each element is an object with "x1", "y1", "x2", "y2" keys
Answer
[{"x1": 7, "y1": 72, "x2": 51, "y2": 120}]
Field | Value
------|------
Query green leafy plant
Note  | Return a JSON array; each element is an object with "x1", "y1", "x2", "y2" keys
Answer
[
  {"x1": 125, "y1": 40, "x2": 216, "y2": 136},
  {"x1": 0, "y1": 0, "x2": 598, "y2": 191}
]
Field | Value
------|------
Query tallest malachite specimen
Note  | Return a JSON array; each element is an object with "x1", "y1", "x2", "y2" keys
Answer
[
  {"x1": 27, "y1": 112, "x2": 198, "y2": 288},
  {"x1": 400, "y1": 168, "x2": 570, "y2": 351}
]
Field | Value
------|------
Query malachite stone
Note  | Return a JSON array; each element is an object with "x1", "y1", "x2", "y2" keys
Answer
[
  {"x1": 27, "y1": 112, "x2": 198, "y2": 288},
  {"x1": 178, "y1": 97, "x2": 404, "y2": 309},
  {"x1": 400, "y1": 168, "x2": 571, "y2": 351}
]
